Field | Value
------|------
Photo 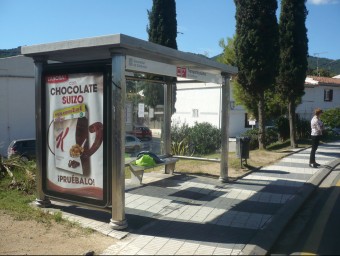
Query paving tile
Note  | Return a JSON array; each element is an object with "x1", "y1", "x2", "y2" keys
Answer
[
  {"x1": 100, "y1": 241, "x2": 131, "y2": 255},
  {"x1": 213, "y1": 247, "x2": 233, "y2": 255},
  {"x1": 140, "y1": 237, "x2": 169, "y2": 255},
  {"x1": 107, "y1": 229, "x2": 129, "y2": 240},
  {"x1": 156, "y1": 239, "x2": 185, "y2": 255},
  {"x1": 175, "y1": 241, "x2": 200, "y2": 255},
  {"x1": 194, "y1": 244, "x2": 216, "y2": 255},
  {"x1": 231, "y1": 249, "x2": 242, "y2": 255},
  {"x1": 45, "y1": 143, "x2": 340, "y2": 256},
  {"x1": 125, "y1": 235, "x2": 155, "y2": 251},
  {"x1": 117, "y1": 244, "x2": 141, "y2": 255}
]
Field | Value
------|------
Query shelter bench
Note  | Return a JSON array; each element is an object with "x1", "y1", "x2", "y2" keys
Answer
[{"x1": 128, "y1": 157, "x2": 179, "y2": 185}]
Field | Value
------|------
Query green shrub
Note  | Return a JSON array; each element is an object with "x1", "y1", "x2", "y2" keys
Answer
[
  {"x1": 266, "y1": 127, "x2": 279, "y2": 145},
  {"x1": 171, "y1": 121, "x2": 221, "y2": 155},
  {"x1": 241, "y1": 129, "x2": 259, "y2": 150},
  {"x1": 189, "y1": 122, "x2": 221, "y2": 155},
  {"x1": 275, "y1": 116, "x2": 290, "y2": 141},
  {"x1": 241, "y1": 127, "x2": 278, "y2": 149},
  {"x1": 322, "y1": 107, "x2": 340, "y2": 129},
  {"x1": 171, "y1": 120, "x2": 191, "y2": 143},
  {"x1": 296, "y1": 117, "x2": 310, "y2": 139},
  {"x1": 171, "y1": 139, "x2": 194, "y2": 156}
]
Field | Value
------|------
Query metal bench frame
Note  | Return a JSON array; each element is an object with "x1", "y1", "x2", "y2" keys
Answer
[{"x1": 128, "y1": 157, "x2": 179, "y2": 185}]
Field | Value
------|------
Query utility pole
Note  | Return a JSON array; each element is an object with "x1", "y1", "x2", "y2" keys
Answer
[{"x1": 314, "y1": 52, "x2": 328, "y2": 76}]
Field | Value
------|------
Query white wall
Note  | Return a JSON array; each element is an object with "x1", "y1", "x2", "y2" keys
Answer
[
  {"x1": 172, "y1": 82, "x2": 249, "y2": 138},
  {"x1": 296, "y1": 85, "x2": 340, "y2": 120},
  {"x1": 173, "y1": 79, "x2": 340, "y2": 141},
  {"x1": 0, "y1": 56, "x2": 35, "y2": 156},
  {"x1": 173, "y1": 86, "x2": 221, "y2": 127}
]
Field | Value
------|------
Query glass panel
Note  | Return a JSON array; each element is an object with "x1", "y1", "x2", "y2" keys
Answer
[{"x1": 125, "y1": 74, "x2": 164, "y2": 156}]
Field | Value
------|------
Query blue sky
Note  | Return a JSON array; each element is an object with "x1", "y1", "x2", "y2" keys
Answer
[{"x1": 1, "y1": 0, "x2": 339, "y2": 60}]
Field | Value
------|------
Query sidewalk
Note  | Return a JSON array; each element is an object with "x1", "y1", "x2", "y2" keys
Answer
[{"x1": 45, "y1": 141, "x2": 340, "y2": 255}]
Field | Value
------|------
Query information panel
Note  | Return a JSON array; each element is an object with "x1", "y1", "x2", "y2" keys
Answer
[
  {"x1": 126, "y1": 55, "x2": 222, "y2": 84},
  {"x1": 44, "y1": 70, "x2": 107, "y2": 205}
]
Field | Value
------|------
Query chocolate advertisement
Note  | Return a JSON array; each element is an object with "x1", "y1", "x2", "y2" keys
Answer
[{"x1": 46, "y1": 73, "x2": 104, "y2": 200}]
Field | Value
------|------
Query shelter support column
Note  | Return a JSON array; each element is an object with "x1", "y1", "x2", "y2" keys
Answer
[
  {"x1": 34, "y1": 57, "x2": 51, "y2": 207},
  {"x1": 164, "y1": 79, "x2": 172, "y2": 173},
  {"x1": 219, "y1": 73, "x2": 231, "y2": 182},
  {"x1": 110, "y1": 52, "x2": 128, "y2": 229}
]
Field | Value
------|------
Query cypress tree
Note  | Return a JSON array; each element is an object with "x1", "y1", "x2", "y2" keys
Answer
[
  {"x1": 278, "y1": 0, "x2": 308, "y2": 148},
  {"x1": 147, "y1": 0, "x2": 177, "y2": 50},
  {"x1": 145, "y1": 0, "x2": 178, "y2": 111},
  {"x1": 234, "y1": 0, "x2": 279, "y2": 149}
]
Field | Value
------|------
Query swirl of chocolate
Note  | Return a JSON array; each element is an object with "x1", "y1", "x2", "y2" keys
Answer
[{"x1": 81, "y1": 122, "x2": 103, "y2": 158}]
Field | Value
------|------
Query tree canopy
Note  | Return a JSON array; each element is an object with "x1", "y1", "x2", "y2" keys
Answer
[
  {"x1": 234, "y1": 0, "x2": 279, "y2": 149},
  {"x1": 234, "y1": 0, "x2": 279, "y2": 98},
  {"x1": 277, "y1": 0, "x2": 308, "y2": 100},
  {"x1": 147, "y1": 0, "x2": 177, "y2": 50},
  {"x1": 219, "y1": 35, "x2": 285, "y2": 120},
  {"x1": 277, "y1": 0, "x2": 308, "y2": 147},
  {"x1": 145, "y1": 0, "x2": 178, "y2": 109}
]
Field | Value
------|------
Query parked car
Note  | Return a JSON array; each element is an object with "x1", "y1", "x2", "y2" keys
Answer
[
  {"x1": 7, "y1": 138, "x2": 36, "y2": 161},
  {"x1": 131, "y1": 126, "x2": 152, "y2": 141},
  {"x1": 125, "y1": 135, "x2": 143, "y2": 153}
]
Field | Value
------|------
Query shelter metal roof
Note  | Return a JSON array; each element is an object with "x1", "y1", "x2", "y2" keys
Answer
[{"x1": 21, "y1": 34, "x2": 237, "y2": 77}]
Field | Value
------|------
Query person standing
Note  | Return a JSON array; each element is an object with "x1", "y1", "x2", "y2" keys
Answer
[{"x1": 309, "y1": 108, "x2": 324, "y2": 168}]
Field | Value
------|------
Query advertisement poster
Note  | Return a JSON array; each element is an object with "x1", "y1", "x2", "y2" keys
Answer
[{"x1": 46, "y1": 73, "x2": 104, "y2": 201}]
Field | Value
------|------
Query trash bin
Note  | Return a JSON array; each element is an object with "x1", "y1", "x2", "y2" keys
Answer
[{"x1": 236, "y1": 137, "x2": 250, "y2": 159}]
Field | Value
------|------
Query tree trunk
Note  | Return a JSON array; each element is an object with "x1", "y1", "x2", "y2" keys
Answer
[
  {"x1": 288, "y1": 100, "x2": 297, "y2": 148},
  {"x1": 258, "y1": 94, "x2": 266, "y2": 150}
]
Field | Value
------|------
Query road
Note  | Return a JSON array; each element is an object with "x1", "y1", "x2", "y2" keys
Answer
[{"x1": 270, "y1": 165, "x2": 340, "y2": 255}]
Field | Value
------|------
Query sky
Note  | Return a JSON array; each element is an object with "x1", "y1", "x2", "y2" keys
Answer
[{"x1": 1, "y1": 0, "x2": 340, "y2": 61}]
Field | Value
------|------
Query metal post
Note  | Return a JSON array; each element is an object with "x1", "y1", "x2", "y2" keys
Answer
[
  {"x1": 110, "y1": 52, "x2": 128, "y2": 229},
  {"x1": 219, "y1": 73, "x2": 231, "y2": 183},
  {"x1": 164, "y1": 79, "x2": 172, "y2": 173},
  {"x1": 34, "y1": 57, "x2": 51, "y2": 207}
]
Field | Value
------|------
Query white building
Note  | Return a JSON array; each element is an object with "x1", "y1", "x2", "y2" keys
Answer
[
  {"x1": 173, "y1": 76, "x2": 340, "y2": 138},
  {"x1": 172, "y1": 81, "x2": 249, "y2": 138},
  {"x1": 296, "y1": 76, "x2": 340, "y2": 120},
  {"x1": 0, "y1": 56, "x2": 35, "y2": 156}
]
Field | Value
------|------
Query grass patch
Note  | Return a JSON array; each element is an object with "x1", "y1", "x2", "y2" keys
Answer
[
  {"x1": 0, "y1": 158, "x2": 86, "y2": 229},
  {"x1": 0, "y1": 186, "x2": 52, "y2": 224},
  {"x1": 167, "y1": 138, "x2": 316, "y2": 179},
  {"x1": 53, "y1": 211, "x2": 63, "y2": 223},
  {"x1": 266, "y1": 138, "x2": 312, "y2": 151},
  {"x1": 0, "y1": 159, "x2": 101, "y2": 237},
  {"x1": 0, "y1": 159, "x2": 51, "y2": 224}
]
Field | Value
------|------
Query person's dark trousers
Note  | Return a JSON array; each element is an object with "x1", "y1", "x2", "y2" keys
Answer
[{"x1": 309, "y1": 135, "x2": 321, "y2": 164}]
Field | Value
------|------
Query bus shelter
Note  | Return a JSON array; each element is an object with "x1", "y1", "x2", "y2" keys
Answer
[{"x1": 22, "y1": 34, "x2": 237, "y2": 229}]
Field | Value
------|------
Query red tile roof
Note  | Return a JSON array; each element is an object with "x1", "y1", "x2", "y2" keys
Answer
[{"x1": 306, "y1": 76, "x2": 340, "y2": 86}]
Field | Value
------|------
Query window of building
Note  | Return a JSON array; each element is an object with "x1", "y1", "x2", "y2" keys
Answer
[
  {"x1": 324, "y1": 89, "x2": 333, "y2": 102},
  {"x1": 245, "y1": 113, "x2": 252, "y2": 128},
  {"x1": 192, "y1": 109, "x2": 199, "y2": 118}
]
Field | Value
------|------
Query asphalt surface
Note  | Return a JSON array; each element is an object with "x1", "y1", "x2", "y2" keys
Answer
[{"x1": 43, "y1": 140, "x2": 340, "y2": 255}]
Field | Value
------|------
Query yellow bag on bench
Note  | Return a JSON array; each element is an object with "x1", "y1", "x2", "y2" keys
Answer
[{"x1": 135, "y1": 154, "x2": 156, "y2": 167}]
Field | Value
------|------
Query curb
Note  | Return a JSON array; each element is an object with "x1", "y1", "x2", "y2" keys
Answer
[{"x1": 242, "y1": 158, "x2": 340, "y2": 255}]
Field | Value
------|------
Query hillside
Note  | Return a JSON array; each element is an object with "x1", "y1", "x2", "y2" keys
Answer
[
  {"x1": 0, "y1": 47, "x2": 21, "y2": 58},
  {"x1": 1, "y1": 47, "x2": 340, "y2": 76},
  {"x1": 307, "y1": 56, "x2": 340, "y2": 76},
  {"x1": 213, "y1": 54, "x2": 340, "y2": 76}
]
